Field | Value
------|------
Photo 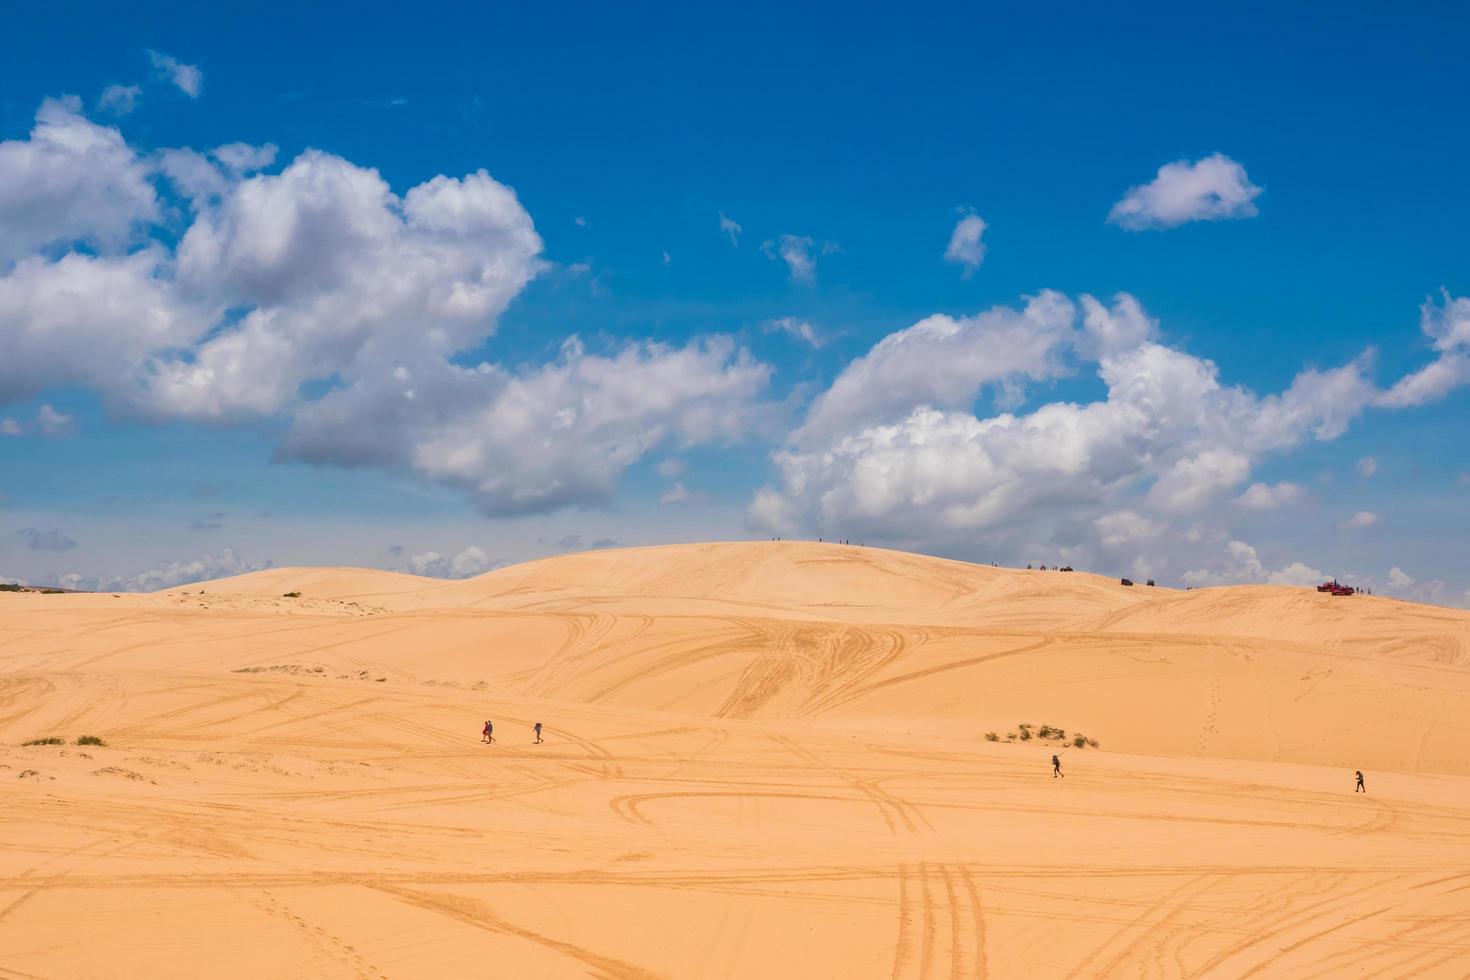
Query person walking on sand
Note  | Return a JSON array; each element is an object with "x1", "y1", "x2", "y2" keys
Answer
[
  {"x1": 1355, "y1": 770, "x2": 1366, "y2": 793},
  {"x1": 1052, "y1": 753, "x2": 1063, "y2": 778},
  {"x1": 534, "y1": 722, "x2": 543, "y2": 744},
  {"x1": 482, "y1": 720, "x2": 493, "y2": 744}
]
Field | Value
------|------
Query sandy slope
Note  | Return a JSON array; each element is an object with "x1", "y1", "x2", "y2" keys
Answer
[{"x1": 2, "y1": 541, "x2": 1469, "y2": 976}]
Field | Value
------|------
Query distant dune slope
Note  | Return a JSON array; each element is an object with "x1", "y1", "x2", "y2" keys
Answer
[{"x1": 4, "y1": 541, "x2": 1468, "y2": 773}]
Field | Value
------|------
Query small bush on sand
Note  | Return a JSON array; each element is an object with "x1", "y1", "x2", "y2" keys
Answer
[
  {"x1": 76, "y1": 735, "x2": 106, "y2": 747},
  {"x1": 282, "y1": 591, "x2": 301, "y2": 598},
  {"x1": 984, "y1": 732, "x2": 999, "y2": 742},
  {"x1": 23, "y1": 737, "x2": 64, "y2": 746}
]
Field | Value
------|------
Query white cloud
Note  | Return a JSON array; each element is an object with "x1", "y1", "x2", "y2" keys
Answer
[
  {"x1": 1108, "y1": 153, "x2": 1262, "y2": 230},
  {"x1": 660, "y1": 482, "x2": 693, "y2": 505},
  {"x1": 147, "y1": 50, "x2": 202, "y2": 98},
  {"x1": 103, "y1": 547, "x2": 267, "y2": 592},
  {"x1": 0, "y1": 97, "x2": 781, "y2": 520},
  {"x1": 279, "y1": 335, "x2": 772, "y2": 516},
  {"x1": 0, "y1": 248, "x2": 209, "y2": 404},
  {"x1": 1235, "y1": 481, "x2": 1306, "y2": 510},
  {"x1": 211, "y1": 142, "x2": 277, "y2": 174},
  {"x1": 753, "y1": 291, "x2": 1380, "y2": 556},
  {"x1": 763, "y1": 316, "x2": 822, "y2": 348},
  {"x1": 1094, "y1": 510, "x2": 1165, "y2": 547},
  {"x1": 795, "y1": 290, "x2": 1078, "y2": 444},
  {"x1": 399, "y1": 545, "x2": 501, "y2": 579},
  {"x1": 1388, "y1": 566, "x2": 1415, "y2": 588},
  {"x1": 98, "y1": 84, "x2": 141, "y2": 116},
  {"x1": 763, "y1": 234, "x2": 817, "y2": 283},
  {"x1": 0, "y1": 97, "x2": 159, "y2": 264},
  {"x1": 943, "y1": 211, "x2": 986, "y2": 277},
  {"x1": 1378, "y1": 292, "x2": 1470, "y2": 407},
  {"x1": 1344, "y1": 511, "x2": 1378, "y2": 529},
  {"x1": 35, "y1": 404, "x2": 73, "y2": 437},
  {"x1": 717, "y1": 211, "x2": 741, "y2": 247},
  {"x1": 1356, "y1": 456, "x2": 1377, "y2": 477},
  {"x1": 1183, "y1": 540, "x2": 1324, "y2": 588}
]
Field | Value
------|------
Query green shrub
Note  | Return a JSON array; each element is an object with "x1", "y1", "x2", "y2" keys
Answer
[
  {"x1": 23, "y1": 736, "x2": 64, "y2": 746},
  {"x1": 75, "y1": 735, "x2": 106, "y2": 747}
]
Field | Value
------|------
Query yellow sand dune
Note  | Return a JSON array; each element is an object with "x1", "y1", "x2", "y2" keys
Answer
[{"x1": 2, "y1": 541, "x2": 1469, "y2": 976}]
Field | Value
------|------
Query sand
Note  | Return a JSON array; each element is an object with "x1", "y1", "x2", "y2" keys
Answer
[{"x1": 2, "y1": 540, "x2": 1468, "y2": 976}]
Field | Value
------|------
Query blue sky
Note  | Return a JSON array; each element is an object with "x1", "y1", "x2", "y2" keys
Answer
[{"x1": 1, "y1": 1, "x2": 1467, "y2": 602}]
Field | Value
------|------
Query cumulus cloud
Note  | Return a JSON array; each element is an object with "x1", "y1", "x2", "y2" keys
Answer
[
  {"x1": 763, "y1": 316, "x2": 822, "y2": 348},
  {"x1": 1344, "y1": 511, "x2": 1378, "y2": 529},
  {"x1": 1093, "y1": 510, "x2": 1165, "y2": 547},
  {"x1": 19, "y1": 527, "x2": 77, "y2": 551},
  {"x1": 398, "y1": 545, "x2": 501, "y2": 579},
  {"x1": 0, "y1": 97, "x2": 779, "y2": 518},
  {"x1": 279, "y1": 335, "x2": 771, "y2": 516},
  {"x1": 1183, "y1": 541, "x2": 1324, "y2": 588},
  {"x1": 943, "y1": 211, "x2": 986, "y2": 277},
  {"x1": 147, "y1": 50, "x2": 202, "y2": 98},
  {"x1": 1235, "y1": 481, "x2": 1306, "y2": 510},
  {"x1": 1108, "y1": 153, "x2": 1262, "y2": 230},
  {"x1": 753, "y1": 291, "x2": 1382, "y2": 564},
  {"x1": 717, "y1": 211, "x2": 742, "y2": 247},
  {"x1": 98, "y1": 84, "x2": 141, "y2": 116},
  {"x1": 1378, "y1": 292, "x2": 1470, "y2": 407},
  {"x1": 0, "y1": 97, "x2": 159, "y2": 264},
  {"x1": 795, "y1": 290, "x2": 1078, "y2": 444},
  {"x1": 104, "y1": 547, "x2": 267, "y2": 592}
]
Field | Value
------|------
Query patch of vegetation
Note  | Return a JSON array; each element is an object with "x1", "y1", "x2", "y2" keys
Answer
[
  {"x1": 282, "y1": 591, "x2": 301, "y2": 598},
  {"x1": 75, "y1": 735, "x2": 106, "y2": 747},
  {"x1": 990, "y1": 723, "x2": 1101, "y2": 750},
  {"x1": 23, "y1": 736, "x2": 64, "y2": 746}
]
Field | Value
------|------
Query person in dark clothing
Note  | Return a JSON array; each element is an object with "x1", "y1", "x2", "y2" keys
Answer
[
  {"x1": 482, "y1": 720, "x2": 493, "y2": 744},
  {"x1": 1052, "y1": 754, "x2": 1063, "y2": 778},
  {"x1": 1355, "y1": 770, "x2": 1366, "y2": 793},
  {"x1": 534, "y1": 722, "x2": 543, "y2": 744}
]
